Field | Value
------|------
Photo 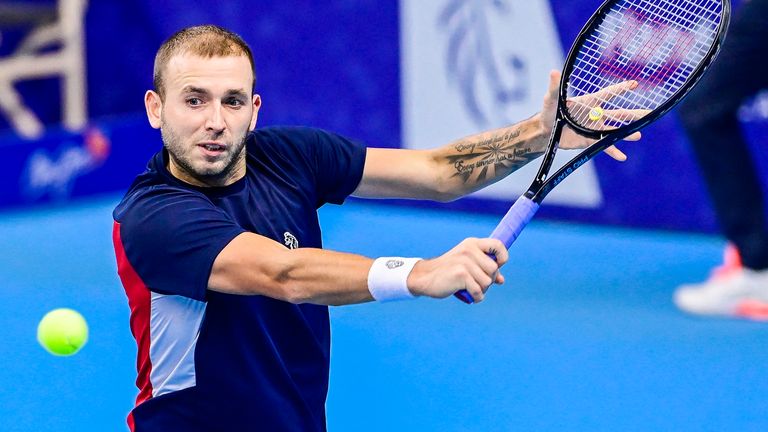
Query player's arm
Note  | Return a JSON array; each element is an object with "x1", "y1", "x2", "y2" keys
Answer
[
  {"x1": 354, "y1": 114, "x2": 547, "y2": 202},
  {"x1": 353, "y1": 71, "x2": 636, "y2": 202},
  {"x1": 208, "y1": 232, "x2": 508, "y2": 305}
]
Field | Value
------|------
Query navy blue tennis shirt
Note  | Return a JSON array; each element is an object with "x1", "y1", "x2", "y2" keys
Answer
[{"x1": 113, "y1": 126, "x2": 366, "y2": 431}]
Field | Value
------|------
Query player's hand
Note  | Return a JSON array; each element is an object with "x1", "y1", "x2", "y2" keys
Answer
[
  {"x1": 539, "y1": 70, "x2": 645, "y2": 162},
  {"x1": 407, "y1": 238, "x2": 508, "y2": 303}
]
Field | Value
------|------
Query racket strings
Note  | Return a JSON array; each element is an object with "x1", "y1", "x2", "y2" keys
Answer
[
  {"x1": 564, "y1": 0, "x2": 723, "y2": 131},
  {"x1": 568, "y1": 0, "x2": 720, "y2": 121},
  {"x1": 570, "y1": 22, "x2": 700, "y2": 117},
  {"x1": 572, "y1": 5, "x2": 715, "y2": 113}
]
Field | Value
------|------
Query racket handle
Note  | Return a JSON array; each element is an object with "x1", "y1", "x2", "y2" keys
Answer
[
  {"x1": 454, "y1": 196, "x2": 540, "y2": 304},
  {"x1": 489, "y1": 195, "x2": 540, "y2": 249}
]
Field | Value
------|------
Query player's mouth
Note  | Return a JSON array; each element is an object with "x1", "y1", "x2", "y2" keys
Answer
[{"x1": 198, "y1": 142, "x2": 227, "y2": 157}]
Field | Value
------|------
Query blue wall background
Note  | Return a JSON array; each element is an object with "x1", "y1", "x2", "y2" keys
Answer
[{"x1": 0, "y1": 0, "x2": 765, "y2": 233}]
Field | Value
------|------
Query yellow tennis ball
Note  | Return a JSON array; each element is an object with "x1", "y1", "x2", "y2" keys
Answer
[
  {"x1": 588, "y1": 107, "x2": 604, "y2": 121},
  {"x1": 37, "y1": 308, "x2": 89, "y2": 356}
]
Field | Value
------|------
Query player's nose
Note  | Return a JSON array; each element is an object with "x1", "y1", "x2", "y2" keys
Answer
[{"x1": 205, "y1": 102, "x2": 226, "y2": 132}]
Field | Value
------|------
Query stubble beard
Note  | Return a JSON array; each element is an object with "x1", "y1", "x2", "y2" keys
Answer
[{"x1": 161, "y1": 122, "x2": 248, "y2": 186}]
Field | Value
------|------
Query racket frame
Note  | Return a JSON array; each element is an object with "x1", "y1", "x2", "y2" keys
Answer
[{"x1": 529, "y1": 0, "x2": 731, "y2": 202}]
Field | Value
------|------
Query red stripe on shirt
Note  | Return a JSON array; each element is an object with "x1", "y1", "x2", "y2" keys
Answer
[{"x1": 113, "y1": 221, "x2": 153, "y2": 430}]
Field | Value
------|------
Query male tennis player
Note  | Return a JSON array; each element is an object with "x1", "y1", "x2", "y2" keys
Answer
[{"x1": 113, "y1": 25, "x2": 639, "y2": 431}]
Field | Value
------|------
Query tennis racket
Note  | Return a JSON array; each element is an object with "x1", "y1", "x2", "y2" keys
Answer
[{"x1": 455, "y1": 0, "x2": 731, "y2": 304}]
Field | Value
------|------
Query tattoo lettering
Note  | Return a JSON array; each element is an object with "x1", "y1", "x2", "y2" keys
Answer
[
  {"x1": 454, "y1": 143, "x2": 476, "y2": 153},
  {"x1": 448, "y1": 127, "x2": 542, "y2": 184}
]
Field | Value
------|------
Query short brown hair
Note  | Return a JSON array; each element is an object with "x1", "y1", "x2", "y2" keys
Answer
[{"x1": 153, "y1": 25, "x2": 256, "y2": 99}]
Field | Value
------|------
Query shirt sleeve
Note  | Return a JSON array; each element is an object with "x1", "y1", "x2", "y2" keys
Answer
[
  {"x1": 308, "y1": 128, "x2": 367, "y2": 205},
  {"x1": 116, "y1": 187, "x2": 246, "y2": 301}
]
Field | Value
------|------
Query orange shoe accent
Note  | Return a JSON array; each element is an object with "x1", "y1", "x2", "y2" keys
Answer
[
  {"x1": 711, "y1": 244, "x2": 743, "y2": 280},
  {"x1": 734, "y1": 300, "x2": 768, "y2": 321}
]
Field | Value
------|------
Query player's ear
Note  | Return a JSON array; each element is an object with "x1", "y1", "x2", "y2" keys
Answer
[
  {"x1": 249, "y1": 94, "x2": 261, "y2": 131},
  {"x1": 145, "y1": 90, "x2": 163, "y2": 130}
]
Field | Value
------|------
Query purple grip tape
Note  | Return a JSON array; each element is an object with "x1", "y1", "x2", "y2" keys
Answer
[
  {"x1": 489, "y1": 196, "x2": 540, "y2": 249},
  {"x1": 454, "y1": 196, "x2": 540, "y2": 304}
]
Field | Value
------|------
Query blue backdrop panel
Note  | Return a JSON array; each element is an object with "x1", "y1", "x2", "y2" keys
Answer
[
  {"x1": 0, "y1": 0, "x2": 764, "y2": 232},
  {"x1": 0, "y1": 115, "x2": 156, "y2": 210}
]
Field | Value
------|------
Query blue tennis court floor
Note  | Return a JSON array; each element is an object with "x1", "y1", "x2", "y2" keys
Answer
[{"x1": 1, "y1": 195, "x2": 766, "y2": 431}]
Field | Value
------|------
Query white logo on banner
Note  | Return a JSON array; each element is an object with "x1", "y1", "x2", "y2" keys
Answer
[
  {"x1": 400, "y1": 0, "x2": 603, "y2": 207},
  {"x1": 739, "y1": 91, "x2": 768, "y2": 123},
  {"x1": 21, "y1": 128, "x2": 110, "y2": 201}
]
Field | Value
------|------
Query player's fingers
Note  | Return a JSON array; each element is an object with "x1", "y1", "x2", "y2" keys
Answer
[
  {"x1": 579, "y1": 107, "x2": 649, "y2": 130},
  {"x1": 484, "y1": 269, "x2": 505, "y2": 289},
  {"x1": 595, "y1": 79, "x2": 638, "y2": 102},
  {"x1": 604, "y1": 145, "x2": 627, "y2": 161},
  {"x1": 466, "y1": 260, "x2": 494, "y2": 292},
  {"x1": 456, "y1": 245, "x2": 495, "y2": 290},
  {"x1": 542, "y1": 70, "x2": 561, "y2": 111},
  {"x1": 602, "y1": 108, "x2": 652, "y2": 124},
  {"x1": 464, "y1": 280, "x2": 485, "y2": 303},
  {"x1": 623, "y1": 131, "x2": 642, "y2": 141},
  {"x1": 468, "y1": 246, "x2": 502, "y2": 277},
  {"x1": 568, "y1": 81, "x2": 638, "y2": 111},
  {"x1": 547, "y1": 70, "x2": 560, "y2": 99},
  {"x1": 495, "y1": 272, "x2": 505, "y2": 285},
  {"x1": 477, "y1": 238, "x2": 508, "y2": 266}
]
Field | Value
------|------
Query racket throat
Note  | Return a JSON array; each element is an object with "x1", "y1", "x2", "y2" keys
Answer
[{"x1": 529, "y1": 120, "x2": 566, "y2": 200}]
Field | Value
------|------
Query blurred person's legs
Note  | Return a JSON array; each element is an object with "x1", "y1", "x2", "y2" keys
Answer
[{"x1": 675, "y1": 0, "x2": 768, "y2": 319}]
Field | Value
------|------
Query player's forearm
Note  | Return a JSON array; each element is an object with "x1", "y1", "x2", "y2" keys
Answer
[
  {"x1": 271, "y1": 247, "x2": 376, "y2": 305},
  {"x1": 433, "y1": 114, "x2": 547, "y2": 200},
  {"x1": 209, "y1": 232, "x2": 377, "y2": 305},
  {"x1": 353, "y1": 115, "x2": 548, "y2": 202}
]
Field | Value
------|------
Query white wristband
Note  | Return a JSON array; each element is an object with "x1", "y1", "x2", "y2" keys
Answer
[{"x1": 367, "y1": 257, "x2": 421, "y2": 302}]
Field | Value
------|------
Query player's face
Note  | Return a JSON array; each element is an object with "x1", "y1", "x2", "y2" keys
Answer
[{"x1": 145, "y1": 54, "x2": 260, "y2": 187}]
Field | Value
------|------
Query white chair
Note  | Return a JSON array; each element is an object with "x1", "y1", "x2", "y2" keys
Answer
[{"x1": 0, "y1": 0, "x2": 88, "y2": 139}]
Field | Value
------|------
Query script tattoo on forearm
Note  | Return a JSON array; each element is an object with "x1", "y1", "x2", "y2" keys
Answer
[{"x1": 446, "y1": 127, "x2": 543, "y2": 184}]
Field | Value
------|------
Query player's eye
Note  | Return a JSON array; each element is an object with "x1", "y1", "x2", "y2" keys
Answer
[
  {"x1": 226, "y1": 98, "x2": 244, "y2": 107},
  {"x1": 186, "y1": 97, "x2": 203, "y2": 107}
]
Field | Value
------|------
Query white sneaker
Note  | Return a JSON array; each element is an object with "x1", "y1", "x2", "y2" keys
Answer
[{"x1": 674, "y1": 268, "x2": 768, "y2": 320}]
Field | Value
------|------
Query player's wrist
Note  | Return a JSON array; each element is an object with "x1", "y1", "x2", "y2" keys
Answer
[
  {"x1": 529, "y1": 113, "x2": 550, "y2": 151},
  {"x1": 367, "y1": 257, "x2": 421, "y2": 302},
  {"x1": 405, "y1": 259, "x2": 429, "y2": 297}
]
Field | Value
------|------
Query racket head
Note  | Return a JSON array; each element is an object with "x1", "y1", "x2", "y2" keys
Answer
[{"x1": 558, "y1": 0, "x2": 731, "y2": 139}]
